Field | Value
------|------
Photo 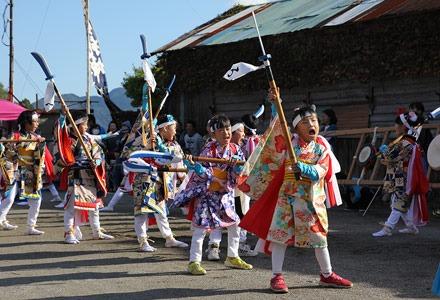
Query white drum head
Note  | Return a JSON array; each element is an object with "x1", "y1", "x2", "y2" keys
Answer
[
  {"x1": 428, "y1": 135, "x2": 440, "y2": 171},
  {"x1": 359, "y1": 146, "x2": 372, "y2": 164}
]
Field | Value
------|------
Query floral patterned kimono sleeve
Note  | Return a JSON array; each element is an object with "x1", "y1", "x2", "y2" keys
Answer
[{"x1": 297, "y1": 149, "x2": 330, "y2": 182}]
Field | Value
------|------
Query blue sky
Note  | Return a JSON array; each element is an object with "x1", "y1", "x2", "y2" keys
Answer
[{"x1": 0, "y1": 0, "x2": 267, "y2": 102}]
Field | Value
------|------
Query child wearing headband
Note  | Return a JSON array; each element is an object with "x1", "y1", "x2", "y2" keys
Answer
[
  {"x1": 240, "y1": 103, "x2": 352, "y2": 293},
  {"x1": 0, "y1": 110, "x2": 46, "y2": 234},
  {"x1": 174, "y1": 114, "x2": 253, "y2": 275},
  {"x1": 57, "y1": 110, "x2": 114, "y2": 244},
  {"x1": 132, "y1": 114, "x2": 188, "y2": 252},
  {"x1": 372, "y1": 112, "x2": 428, "y2": 237}
]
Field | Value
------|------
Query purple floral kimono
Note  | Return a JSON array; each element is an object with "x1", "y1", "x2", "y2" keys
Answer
[{"x1": 174, "y1": 140, "x2": 244, "y2": 229}]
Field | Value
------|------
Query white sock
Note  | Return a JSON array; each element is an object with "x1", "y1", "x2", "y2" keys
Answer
[
  {"x1": 315, "y1": 247, "x2": 332, "y2": 277},
  {"x1": 271, "y1": 243, "x2": 287, "y2": 276}
]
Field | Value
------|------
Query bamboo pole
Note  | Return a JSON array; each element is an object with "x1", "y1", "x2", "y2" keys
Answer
[
  {"x1": 54, "y1": 84, "x2": 94, "y2": 163},
  {"x1": 148, "y1": 87, "x2": 155, "y2": 149},
  {"x1": 189, "y1": 155, "x2": 245, "y2": 166},
  {"x1": 0, "y1": 139, "x2": 44, "y2": 143},
  {"x1": 251, "y1": 12, "x2": 298, "y2": 171}
]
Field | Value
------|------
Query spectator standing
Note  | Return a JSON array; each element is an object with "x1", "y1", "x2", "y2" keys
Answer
[
  {"x1": 183, "y1": 121, "x2": 204, "y2": 156},
  {"x1": 320, "y1": 108, "x2": 338, "y2": 150}
]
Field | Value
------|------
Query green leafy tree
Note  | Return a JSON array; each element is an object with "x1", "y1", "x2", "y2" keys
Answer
[
  {"x1": 121, "y1": 66, "x2": 144, "y2": 107},
  {"x1": 21, "y1": 98, "x2": 33, "y2": 109},
  {"x1": 0, "y1": 82, "x2": 8, "y2": 99},
  {"x1": 121, "y1": 55, "x2": 168, "y2": 108}
]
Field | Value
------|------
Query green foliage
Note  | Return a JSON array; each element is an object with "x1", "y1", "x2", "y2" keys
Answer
[
  {"x1": 0, "y1": 82, "x2": 8, "y2": 99},
  {"x1": 21, "y1": 98, "x2": 33, "y2": 109},
  {"x1": 122, "y1": 59, "x2": 168, "y2": 108},
  {"x1": 122, "y1": 66, "x2": 144, "y2": 107}
]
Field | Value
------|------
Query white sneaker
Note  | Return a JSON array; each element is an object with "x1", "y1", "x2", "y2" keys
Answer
[
  {"x1": 54, "y1": 202, "x2": 65, "y2": 208},
  {"x1": 65, "y1": 234, "x2": 80, "y2": 244},
  {"x1": 27, "y1": 226, "x2": 44, "y2": 235},
  {"x1": 100, "y1": 206, "x2": 114, "y2": 212},
  {"x1": 165, "y1": 237, "x2": 189, "y2": 248},
  {"x1": 74, "y1": 226, "x2": 83, "y2": 241},
  {"x1": 139, "y1": 238, "x2": 156, "y2": 252},
  {"x1": 50, "y1": 196, "x2": 62, "y2": 202},
  {"x1": 398, "y1": 226, "x2": 419, "y2": 235},
  {"x1": 16, "y1": 201, "x2": 29, "y2": 206},
  {"x1": 372, "y1": 226, "x2": 392, "y2": 237},
  {"x1": 1, "y1": 220, "x2": 18, "y2": 230},
  {"x1": 206, "y1": 243, "x2": 220, "y2": 261},
  {"x1": 93, "y1": 232, "x2": 114, "y2": 240},
  {"x1": 238, "y1": 243, "x2": 258, "y2": 257}
]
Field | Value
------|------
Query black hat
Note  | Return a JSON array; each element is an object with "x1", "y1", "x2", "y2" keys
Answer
[{"x1": 241, "y1": 114, "x2": 258, "y2": 131}]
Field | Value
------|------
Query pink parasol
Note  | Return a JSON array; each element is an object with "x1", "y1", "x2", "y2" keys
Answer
[{"x1": 0, "y1": 99, "x2": 27, "y2": 121}]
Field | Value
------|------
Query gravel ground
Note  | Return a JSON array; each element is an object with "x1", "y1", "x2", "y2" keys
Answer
[{"x1": 0, "y1": 191, "x2": 439, "y2": 300}]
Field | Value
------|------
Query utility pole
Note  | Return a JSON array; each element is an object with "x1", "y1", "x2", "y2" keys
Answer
[
  {"x1": 8, "y1": 0, "x2": 14, "y2": 102},
  {"x1": 84, "y1": 0, "x2": 91, "y2": 114},
  {"x1": 35, "y1": 93, "x2": 39, "y2": 110}
]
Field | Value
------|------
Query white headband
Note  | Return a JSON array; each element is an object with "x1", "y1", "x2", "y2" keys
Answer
[
  {"x1": 74, "y1": 117, "x2": 88, "y2": 125},
  {"x1": 243, "y1": 123, "x2": 256, "y2": 135},
  {"x1": 31, "y1": 113, "x2": 39, "y2": 121},
  {"x1": 157, "y1": 120, "x2": 176, "y2": 130},
  {"x1": 292, "y1": 112, "x2": 313, "y2": 128},
  {"x1": 231, "y1": 123, "x2": 244, "y2": 133}
]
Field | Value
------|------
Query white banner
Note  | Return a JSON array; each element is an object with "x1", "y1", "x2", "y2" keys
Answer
[
  {"x1": 142, "y1": 60, "x2": 157, "y2": 92},
  {"x1": 44, "y1": 80, "x2": 55, "y2": 112},
  {"x1": 223, "y1": 62, "x2": 264, "y2": 81}
]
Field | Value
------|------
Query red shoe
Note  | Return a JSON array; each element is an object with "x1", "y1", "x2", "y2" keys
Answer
[
  {"x1": 320, "y1": 272, "x2": 353, "y2": 288},
  {"x1": 270, "y1": 274, "x2": 289, "y2": 293}
]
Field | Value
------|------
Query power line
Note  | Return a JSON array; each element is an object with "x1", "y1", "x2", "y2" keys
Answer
[
  {"x1": 1, "y1": 1, "x2": 10, "y2": 47},
  {"x1": 186, "y1": 0, "x2": 203, "y2": 21},
  {"x1": 14, "y1": 58, "x2": 43, "y2": 95},
  {"x1": 19, "y1": 0, "x2": 52, "y2": 99}
]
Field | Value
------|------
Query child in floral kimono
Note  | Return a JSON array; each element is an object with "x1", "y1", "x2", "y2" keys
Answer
[
  {"x1": 372, "y1": 112, "x2": 428, "y2": 237},
  {"x1": 174, "y1": 115, "x2": 253, "y2": 275},
  {"x1": 132, "y1": 114, "x2": 188, "y2": 252},
  {"x1": 58, "y1": 111, "x2": 114, "y2": 244},
  {"x1": 240, "y1": 105, "x2": 352, "y2": 293},
  {"x1": 0, "y1": 110, "x2": 46, "y2": 234}
]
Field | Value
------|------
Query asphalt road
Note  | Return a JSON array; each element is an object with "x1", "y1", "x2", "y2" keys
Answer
[{"x1": 0, "y1": 191, "x2": 439, "y2": 300}]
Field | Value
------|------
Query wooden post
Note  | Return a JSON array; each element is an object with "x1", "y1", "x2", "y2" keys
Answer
[
  {"x1": 8, "y1": 0, "x2": 14, "y2": 102},
  {"x1": 347, "y1": 133, "x2": 365, "y2": 179},
  {"x1": 84, "y1": 0, "x2": 91, "y2": 114}
]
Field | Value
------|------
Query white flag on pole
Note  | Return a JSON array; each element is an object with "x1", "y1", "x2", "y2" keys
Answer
[
  {"x1": 44, "y1": 81, "x2": 55, "y2": 112},
  {"x1": 142, "y1": 60, "x2": 157, "y2": 92},
  {"x1": 223, "y1": 62, "x2": 264, "y2": 81}
]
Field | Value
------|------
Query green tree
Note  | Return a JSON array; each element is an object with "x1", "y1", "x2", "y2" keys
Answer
[
  {"x1": 0, "y1": 82, "x2": 8, "y2": 99},
  {"x1": 20, "y1": 98, "x2": 33, "y2": 109},
  {"x1": 121, "y1": 66, "x2": 144, "y2": 107},
  {"x1": 121, "y1": 55, "x2": 168, "y2": 108}
]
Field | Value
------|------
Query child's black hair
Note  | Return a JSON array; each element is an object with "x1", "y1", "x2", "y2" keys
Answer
[
  {"x1": 209, "y1": 114, "x2": 231, "y2": 132},
  {"x1": 72, "y1": 110, "x2": 88, "y2": 122},
  {"x1": 409, "y1": 102, "x2": 425, "y2": 114},
  {"x1": 17, "y1": 110, "x2": 37, "y2": 134},
  {"x1": 394, "y1": 112, "x2": 423, "y2": 128}
]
